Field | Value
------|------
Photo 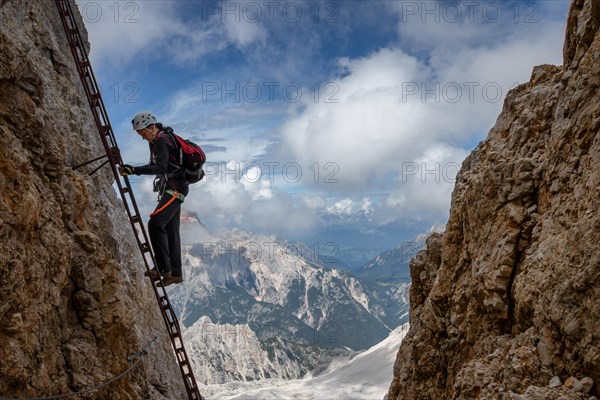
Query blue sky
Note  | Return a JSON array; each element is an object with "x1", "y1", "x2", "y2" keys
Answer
[{"x1": 77, "y1": 0, "x2": 570, "y2": 264}]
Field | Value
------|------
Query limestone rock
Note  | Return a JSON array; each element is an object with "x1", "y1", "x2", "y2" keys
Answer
[
  {"x1": 567, "y1": 377, "x2": 578, "y2": 390},
  {"x1": 388, "y1": 0, "x2": 600, "y2": 399},
  {"x1": 0, "y1": 1, "x2": 185, "y2": 398},
  {"x1": 577, "y1": 378, "x2": 595, "y2": 394},
  {"x1": 549, "y1": 376, "x2": 562, "y2": 389}
]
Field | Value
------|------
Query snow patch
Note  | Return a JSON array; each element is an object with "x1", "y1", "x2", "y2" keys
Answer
[{"x1": 201, "y1": 323, "x2": 410, "y2": 399}]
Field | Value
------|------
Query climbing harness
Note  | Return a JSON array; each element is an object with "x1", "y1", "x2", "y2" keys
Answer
[{"x1": 53, "y1": 1, "x2": 203, "y2": 399}]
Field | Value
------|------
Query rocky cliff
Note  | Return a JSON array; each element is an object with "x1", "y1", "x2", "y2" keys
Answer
[
  {"x1": 0, "y1": 1, "x2": 186, "y2": 398},
  {"x1": 388, "y1": 0, "x2": 600, "y2": 399},
  {"x1": 183, "y1": 316, "x2": 324, "y2": 385}
]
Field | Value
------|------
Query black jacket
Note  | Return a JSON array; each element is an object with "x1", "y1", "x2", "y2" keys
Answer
[{"x1": 135, "y1": 130, "x2": 189, "y2": 196}]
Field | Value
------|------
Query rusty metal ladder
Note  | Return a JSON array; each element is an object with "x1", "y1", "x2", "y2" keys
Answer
[{"x1": 54, "y1": 1, "x2": 203, "y2": 399}]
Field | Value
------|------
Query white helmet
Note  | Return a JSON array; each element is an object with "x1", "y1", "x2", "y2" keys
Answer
[{"x1": 131, "y1": 111, "x2": 157, "y2": 131}]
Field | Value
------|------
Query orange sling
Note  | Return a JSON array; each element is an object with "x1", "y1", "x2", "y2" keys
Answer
[{"x1": 150, "y1": 191, "x2": 180, "y2": 217}]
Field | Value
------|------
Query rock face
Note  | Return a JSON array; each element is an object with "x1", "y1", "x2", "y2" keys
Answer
[
  {"x1": 183, "y1": 316, "x2": 323, "y2": 385},
  {"x1": 0, "y1": 1, "x2": 185, "y2": 398},
  {"x1": 387, "y1": 0, "x2": 600, "y2": 399}
]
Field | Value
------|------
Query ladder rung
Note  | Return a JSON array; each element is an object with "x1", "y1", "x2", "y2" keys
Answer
[
  {"x1": 167, "y1": 318, "x2": 178, "y2": 329},
  {"x1": 166, "y1": 320, "x2": 178, "y2": 332}
]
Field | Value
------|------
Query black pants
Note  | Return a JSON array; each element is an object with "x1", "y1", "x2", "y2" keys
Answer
[{"x1": 148, "y1": 192, "x2": 183, "y2": 277}]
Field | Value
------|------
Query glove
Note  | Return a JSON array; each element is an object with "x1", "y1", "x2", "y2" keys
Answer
[{"x1": 119, "y1": 164, "x2": 136, "y2": 176}]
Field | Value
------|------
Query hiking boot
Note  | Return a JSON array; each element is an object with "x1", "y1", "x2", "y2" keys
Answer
[
  {"x1": 145, "y1": 268, "x2": 171, "y2": 280},
  {"x1": 157, "y1": 276, "x2": 183, "y2": 287},
  {"x1": 145, "y1": 268, "x2": 160, "y2": 279}
]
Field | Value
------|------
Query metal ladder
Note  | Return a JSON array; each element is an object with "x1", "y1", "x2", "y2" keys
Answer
[{"x1": 54, "y1": 1, "x2": 203, "y2": 399}]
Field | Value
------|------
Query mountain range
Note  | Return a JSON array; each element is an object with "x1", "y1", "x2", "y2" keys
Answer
[{"x1": 169, "y1": 223, "x2": 412, "y2": 384}]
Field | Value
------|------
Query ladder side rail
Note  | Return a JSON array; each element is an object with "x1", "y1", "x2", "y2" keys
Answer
[
  {"x1": 162, "y1": 301, "x2": 200, "y2": 394},
  {"x1": 54, "y1": 1, "x2": 203, "y2": 398}
]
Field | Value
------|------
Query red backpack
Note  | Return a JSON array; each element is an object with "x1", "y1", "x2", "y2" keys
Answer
[{"x1": 162, "y1": 127, "x2": 206, "y2": 184}]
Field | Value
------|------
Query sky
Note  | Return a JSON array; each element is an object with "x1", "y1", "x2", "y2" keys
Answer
[{"x1": 76, "y1": 0, "x2": 570, "y2": 264}]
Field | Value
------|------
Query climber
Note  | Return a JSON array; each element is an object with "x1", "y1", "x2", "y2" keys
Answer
[{"x1": 118, "y1": 112, "x2": 188, "y2": 287}]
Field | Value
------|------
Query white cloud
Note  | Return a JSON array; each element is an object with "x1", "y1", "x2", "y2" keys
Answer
[
  {"x1": 387, "y1": 1, "x2": 568, "y2": 54},
  {"x1": 78, "y1": 1, "x2": 178, "y2": 68},
  {"x1": 326, "y1": 197, "x2": 374, "y2": 217},
  {"x1": 360, "y1": 198, "x2": 372, "y2": 213},
  {"x1": 242, "y1": 166, "x2": 273, "y2": 199},
  {"x1": 78, "y1": 1, "x2": 268, "y2": 69},
  {"x1": 279, "y1": 48, "x2": 426, "y2": 188},
  {"x1": 222, "y1": 4, "x2": 267, "y2": 47},
  {"x1": 103, "y1": 0, "x2": 569, "y2": 235},
  {"x1": 327, "y1": 198, "x2": 355, "y2": 216},
  {"x1": 299, "y1": 194, "x2": 327, "y2": 210},
  {"x1": 180, "y1": 161, "x2": 320, "y2": 234},
  {"x1": 275, "y1": 6, "x2": 566, "y2": 218},
  {"x1": 383, "y1": 144, "x2": 469, "y2": 218}
]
